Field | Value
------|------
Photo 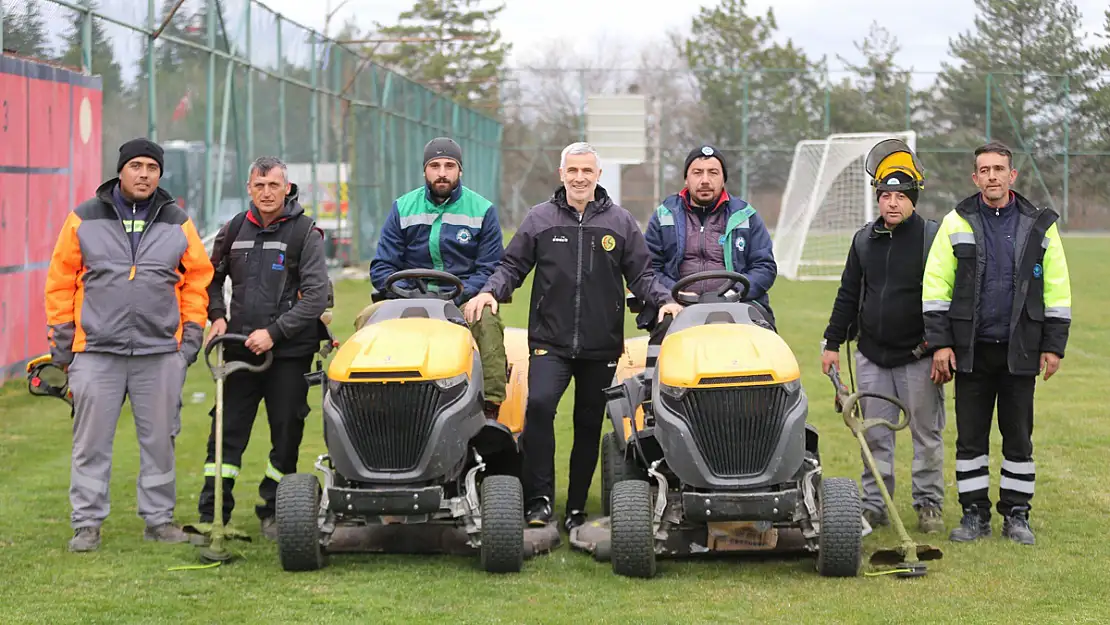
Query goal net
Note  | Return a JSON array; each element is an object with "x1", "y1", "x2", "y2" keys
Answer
[{"x1": 773, "y1": 131, "x2": 917, "y2": 281}]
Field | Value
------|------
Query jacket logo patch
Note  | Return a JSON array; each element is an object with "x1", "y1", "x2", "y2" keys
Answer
[
  {"x1": 272, "y1": 252, "x2": 285, "y2": 271},
  {"x1": 552, "y1": 235, "x2": 568, "y2": 243},
  {"x1": 456, "y1": 228, "x2": 472, "y2": 244},
  {"x1": 1033, "y1": 263, "x2": 1043, "y2": 279},
  {"x1": 735, "y1": 236, "x2": 746, "y2": 252},
  {"x1": 601, "y1": 235, "x2": 616, "y2": 252},
  {"x1": 533, "y1": 349, "x2": 548, "y2": 356}
]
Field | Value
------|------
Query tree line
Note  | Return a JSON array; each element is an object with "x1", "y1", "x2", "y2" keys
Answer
[{"x1": 6, "y1": 0, "x2": 1110, "y2": 230}]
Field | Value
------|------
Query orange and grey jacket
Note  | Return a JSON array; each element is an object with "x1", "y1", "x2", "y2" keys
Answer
[{"x1": 44, "y1": 179, "x2": 214, "y2": 366}]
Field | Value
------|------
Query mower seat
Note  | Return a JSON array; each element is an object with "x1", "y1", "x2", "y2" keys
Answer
[{"x1": 668, "y1": 302, "x2": 774, "y2": 335}]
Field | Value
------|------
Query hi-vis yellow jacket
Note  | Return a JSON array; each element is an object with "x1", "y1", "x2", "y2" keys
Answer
[{"x1": 922, "y1": 190, "x2": 1072, "y2": 375}]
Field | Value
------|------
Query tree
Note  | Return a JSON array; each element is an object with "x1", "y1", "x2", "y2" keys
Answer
[
  {"x1": 826, "y1": 22, "x2": 923, "y2": 136},
  {"x1": 679, "y1": 0, "x2": 826, "y2": 204},
  {"x1": 924, "y1": 0, "x2": 1092, "y2": 212},
  {"x1": 2, "y1": 1, "x2": 51, "y2": 59},
  {"x1": 370, "y1": 0, "x2": 511, "y2": 111}
]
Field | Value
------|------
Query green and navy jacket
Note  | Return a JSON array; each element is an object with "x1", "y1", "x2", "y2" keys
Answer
[
  {"x1": 640, "y1": 190, "x2": 777, "y2": 327},
  {"x1": 370, "y1": 183, "x2": 503, "y2": 303}
]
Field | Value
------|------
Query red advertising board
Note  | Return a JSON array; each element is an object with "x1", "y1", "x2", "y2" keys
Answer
[{"x1": 0, "y1": 55, "x2": 103, "y2": 383}]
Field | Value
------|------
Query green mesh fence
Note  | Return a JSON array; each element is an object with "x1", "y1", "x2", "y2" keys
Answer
[{"x1": 2, "y1": 0, "x2": 504, "y2": 265}]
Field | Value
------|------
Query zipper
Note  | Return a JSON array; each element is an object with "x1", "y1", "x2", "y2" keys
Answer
[
  {"x1": 572, "y1": 211, "x2": 584, "y2": 356},
  {"x1": 877, "y1": 241, "x2": 892, "y2": 343}
]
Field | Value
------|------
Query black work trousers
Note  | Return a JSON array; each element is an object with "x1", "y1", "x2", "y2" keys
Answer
[
  {"x1": 520, "y1": 352, "x2": 615, "y2": 514},
  {"x1": 953, "y1": 342, "x2": 1037, "y2": 517},
  {"x1": 198, "y1": 354, "x2": 313, "y2": 524}
]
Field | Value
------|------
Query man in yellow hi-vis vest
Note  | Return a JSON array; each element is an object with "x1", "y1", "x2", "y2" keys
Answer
[{"x1": 922, "y1": 141, "x2": 1072, "y2": 546}]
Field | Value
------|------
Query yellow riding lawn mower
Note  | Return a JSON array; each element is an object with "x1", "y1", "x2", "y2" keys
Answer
[
  {"x1": 571, "y1": 269, "x2": 865, "y2": 578},
  {"x1": 276, "y1": 268, "x2": 548, "y2": 574}
]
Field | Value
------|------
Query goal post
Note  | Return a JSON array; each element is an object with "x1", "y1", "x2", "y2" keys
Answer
[{"x1": 773, "y1": 131, "x2": 917, "y2": 281}]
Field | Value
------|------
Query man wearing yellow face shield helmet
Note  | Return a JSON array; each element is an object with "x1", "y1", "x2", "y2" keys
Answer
[{"x1": 821, "y1": 138, "x2": 947, "y2": 536}]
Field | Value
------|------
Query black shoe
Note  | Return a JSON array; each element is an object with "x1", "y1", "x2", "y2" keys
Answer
[
  {"x1": 562, "y1": 509, "x2": 587, "y2": 533},
  {"x1": 483, "y1": 401, "x2": 501, "y2": 421},
  {"x1": 949, "y1": 504, "x2": 992, "y2": 542},
  {"x1": 525, "y1": 496, "x2": 552, "y2": 527},
  {"x1": 1002, "y1": 506, "x2": 1036, "y2": 545}
]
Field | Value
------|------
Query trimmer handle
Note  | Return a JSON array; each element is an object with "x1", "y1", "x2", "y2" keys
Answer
[
  {"x1": 204, "y1": 333, "x2": 274, "y2": 379},
  {"x1": 826, "y1": 366, "x2": 910, "y2": 434}
]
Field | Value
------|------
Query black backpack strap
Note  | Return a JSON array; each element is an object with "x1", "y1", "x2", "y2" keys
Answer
[
  {"x1": 922, "y1": 218, "x2": 940, "y2": 268},
  {"x1": 847, "y1": 225, "x2": 871, "y2": 341},
  {"x1": 217, "y1": 210, "x2": 248, "y2": 272},
  {"x1": 283, "y1": 215, "x2": 335, "y2": 310}
]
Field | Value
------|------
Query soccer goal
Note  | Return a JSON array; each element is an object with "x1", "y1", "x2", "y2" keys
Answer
[{"x1": 773, "y1": 131, "x2": 917, "y2": 281}]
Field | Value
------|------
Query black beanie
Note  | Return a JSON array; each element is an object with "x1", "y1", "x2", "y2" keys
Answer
[
  {"x1": 684, "y1": 145, "x2": 727, "y2": 182},
  {"x1": 116, "y1": 138, "x2": 164, "y2": 173},
  {"x1": 424, "y1": 137, "x2": 462, "y2": 169},
  {"x1": 875, "y1": 170, "x2": 919, "y2": 206}
]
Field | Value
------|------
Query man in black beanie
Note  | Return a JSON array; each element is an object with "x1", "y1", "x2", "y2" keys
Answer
[
  {"x1": 45, "y1": 137, "x2": 213, "y2": 552},
  {"x1": 820, "y1": 138, "x2": 947, "y2": 536},
  {"x1": 638, "y1": 144, "x2": 778, "y2": 416}
]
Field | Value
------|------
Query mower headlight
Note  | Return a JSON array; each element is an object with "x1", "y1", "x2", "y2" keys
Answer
[
  {"x1": 659, "y1": 383, "x2": 688, "y2": 400},
  {"x1": 433, "y1": 372, "x2": 469, "y2": 390},
  {"x1": 782, "y1": 379, "x2": 802, "y2": 394}
]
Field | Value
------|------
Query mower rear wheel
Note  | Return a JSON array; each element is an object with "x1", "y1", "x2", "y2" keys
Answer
[
  {"x1": 601, "y1": 432, "x2": 645, "y2": 516},
  {"x1": 610, "y1": 480, "x2": 656, "y2": 578},
  {"x1": 276, "y1": 473, "x2": 326, "y2": 572},
  {"x1": 480, "y1": 475, "x2": 524, "y2": 573},
  {"x1": 816, "y1": 477, "x2": 863, "y2": 577}
]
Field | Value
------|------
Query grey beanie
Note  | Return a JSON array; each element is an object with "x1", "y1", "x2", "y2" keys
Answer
[{"x1": 423, "y1": 137, "x2": 462, "y2": 169}]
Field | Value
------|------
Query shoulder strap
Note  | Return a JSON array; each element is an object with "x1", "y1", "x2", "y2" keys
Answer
[
  {"x1": 922, "y1": 218, "x2": 940, "y2": 268},
  {"x1": 217, "y1": 211, "x2": 248, "y2": 271},
  {"x1": 284, "y1": 214, "x2": 316, "y2": 274}
]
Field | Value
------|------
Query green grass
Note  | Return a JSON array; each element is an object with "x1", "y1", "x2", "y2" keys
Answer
[{"x1": 2, "y1": 238, "x2": 1109, "y2": 624}]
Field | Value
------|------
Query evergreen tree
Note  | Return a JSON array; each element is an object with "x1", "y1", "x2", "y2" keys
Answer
[{"x1": 370, "y1": 0, "x2": 511, "y2": 111}]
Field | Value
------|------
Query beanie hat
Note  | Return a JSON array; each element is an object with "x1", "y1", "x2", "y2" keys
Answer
[
  {"x1": 684, "y1": 145, "x2": 727, "y2": 182},
  {"x1": 875, "y1": 170, "x2": 919, "y2": 206},
  {"x1": 116, "y1": 138, "x2": 164, "y2": 173},
  {"x1": 423, "y1": 137, "x2": 463, "y2": 169}
]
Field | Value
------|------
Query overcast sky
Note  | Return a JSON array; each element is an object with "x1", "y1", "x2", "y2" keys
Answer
[{"x1": 262, "y1": 0, "x2": 1109, "y2": 72}]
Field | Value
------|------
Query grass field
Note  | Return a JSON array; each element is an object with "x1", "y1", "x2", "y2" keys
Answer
[{"x1": 1, "y1": 237, "x2": 1108, "y2": 624}]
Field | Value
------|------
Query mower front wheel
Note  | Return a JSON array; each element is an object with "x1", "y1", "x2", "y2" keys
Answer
[
  {"x1": 479, "y1": 475, "x2": 524, "y2": 573},
  {"x1": 276, "y1": 473, "x2": 326, "y2": 572},
  {"x1": 610, "y1": 480, "x2": 656, "y2": 578},
  {"x1": 816, "y1": 477, "x2": 863, "y2": 577},
  {"x1": 601, "y1": 431, "x2": 646, "y2": 517}
]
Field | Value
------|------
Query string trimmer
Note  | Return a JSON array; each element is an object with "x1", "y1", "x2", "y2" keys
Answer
[
  {"x1": 183, "y1": 333, "x2": 272, "y2": 565},
  {"x1": 826, "y1": 345, "x2": 943, "y2": 578},
  {"x1": 25, "y1": 355, "x2": 74, "y2": 416}
]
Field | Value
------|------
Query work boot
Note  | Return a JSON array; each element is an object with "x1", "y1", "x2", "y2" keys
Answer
[
  {"x1": 949, "y1": 505, "x2": 991, "y2": 542},
  {"x1": 68, "y1": 527, "x2": 101, "y2": 552},
  {"x1": 1002, "y1": 506, "x2": 1036, "y2": 545},
  {"x1": 143, "y1": 522, "x2": 189, "y2": 544},
  {"x1": 917, "y1": 505, "x2": 945, "y2": 534},
  {"x1": 525, "y1": 496, "x2": 552, "y2": 528},
  {"x1": 260, "y1": 516, "x2": 278, "y2": 541},
  {"x1": 862, "y1": 508, "x2": 889, "y2": 529},
  {"x1": 562, "y1": 509, "x2": 587, "y2": 533}
]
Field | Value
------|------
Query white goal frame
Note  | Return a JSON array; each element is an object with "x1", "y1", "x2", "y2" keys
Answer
[{"x1": 773, "y1": 131, "x2": 917, "y2": 281}]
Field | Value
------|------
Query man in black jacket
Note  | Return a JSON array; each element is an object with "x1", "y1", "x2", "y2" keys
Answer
[
  {"x1": 464, "y1": 142, "x2": 680, "y2": 531},
  {"x1": 198, "y1": 156, "x2": 331, "y2": 539},
  {"x1": 821, "y1": 139, "x2": 946, "y2": 535}
]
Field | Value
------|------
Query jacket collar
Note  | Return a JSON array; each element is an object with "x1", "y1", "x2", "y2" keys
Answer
[
  {"x1": 957, "y1": 188, "x2": 1038, "y2": 218},
  {"x1": 424, "y1": 180, "x2": 463, "y2": 207},
  {"x1": 95, "y1": 178, "x2": 176, "y2": 220},
  {"x1": 679, "y1": 188, "x2": 730, "y2": 213},
  {"x1": 551, "y1": 184, "x2": 613, "y2": 217}
]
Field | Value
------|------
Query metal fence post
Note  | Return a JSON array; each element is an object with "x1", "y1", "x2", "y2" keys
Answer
[
  {"x1": 985, "y1": 72, "x2": 992, "y2": 141},
  {"x1": 1062, "y1": 74, "x2": 1069, "y2": 224},
  {"x1": 81, "y1": 0, "x2": 92, "y2": 74},
  {"x1": 245, "y1": 0, "x2": 253, "y2": 160},
  {"x1": 310, "y1": 32, "x2": 318, "y2": 222},
  {"x1": 277, "y1": 14, "x2": 285, "y2": 157},
  {"x1": 147, "y1": 0, "x2": 156, "y2": 141},
  {"x1": 204, "y1": 0, "x2": 217, "y2": 231}
]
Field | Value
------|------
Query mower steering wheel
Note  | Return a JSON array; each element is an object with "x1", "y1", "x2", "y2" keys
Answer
[
  {"x1": 204, "y1": 333, "x2": 274, "y2": 379},
  {"x1": 383, "y1": 268, "x2": 465, "y2": 302},
  {"x1": 671, "y1": 270, "x2": 751, "y2": 306}
]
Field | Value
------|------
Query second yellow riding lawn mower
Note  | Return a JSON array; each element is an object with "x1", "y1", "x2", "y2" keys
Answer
[
  {"x1": 570, "y1": 269, "x2": 866, "y2": 578},
  {"x1": 275, "y1": 269, "x2": 553, "y2": 574}
]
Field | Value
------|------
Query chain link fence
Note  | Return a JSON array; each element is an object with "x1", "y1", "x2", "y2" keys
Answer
[
  {"x1": 1, "y1": 0, "x2": 503, "y2": 265},
  {"x1": 499, "y1": 67, "x2": 1110, "y2": 231}
]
